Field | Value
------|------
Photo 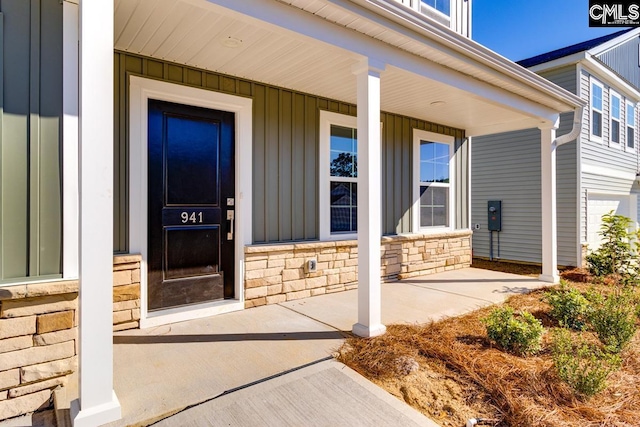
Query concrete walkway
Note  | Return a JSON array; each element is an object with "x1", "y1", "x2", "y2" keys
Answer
[{"x1": 106, "y1": 268, "x2": 548, "y2": 427}]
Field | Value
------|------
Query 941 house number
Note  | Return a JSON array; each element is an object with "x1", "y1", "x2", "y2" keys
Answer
[{"x1": 181, "y1": 211, "x2": 203, "y2": 224}]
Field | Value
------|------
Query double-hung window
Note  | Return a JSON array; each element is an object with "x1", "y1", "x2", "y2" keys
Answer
[
  {"x1": 319, "y1": 111, "x2": 358, "y2": 240},
  {"x1": 413, "y1": 129, "x2": 454, "y2": 232},
  {"x1": 627, "y1": 101, "x2": 636, "y2": 151},
  {"x1": 610, "y1": 90, "x2": 622, "y2": 145},
  {"x1": 591, "y1": 80, "x2": 603, "y2": 140}
]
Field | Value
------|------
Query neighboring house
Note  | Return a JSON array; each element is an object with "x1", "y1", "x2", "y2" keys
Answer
[
  {"x1": 0, "y1": 0, "x2": 582, "y2": 425},
  {"x1": 472, "y1": 29, "x2": 640, "y2": 268}
]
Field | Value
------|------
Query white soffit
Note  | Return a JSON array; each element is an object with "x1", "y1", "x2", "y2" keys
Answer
[
  {"x1": 114, "y1": 0, "x2": 579, "y2": 133},
  {"x1": 115, "y1": 0, "x2": 358, "y2": 104}
]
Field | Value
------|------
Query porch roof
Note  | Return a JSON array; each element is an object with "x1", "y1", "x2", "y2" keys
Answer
[{"x1": 114, "y1": 0, "x2": 584, "y2": 136}]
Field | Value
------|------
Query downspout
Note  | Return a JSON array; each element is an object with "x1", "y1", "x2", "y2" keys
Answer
[
  {"x1": 550, "y1": 105, "x2": 583, "y2": 272},
  {"x1": 555, "y1": 106, "x2": 584, "y2": 147}
]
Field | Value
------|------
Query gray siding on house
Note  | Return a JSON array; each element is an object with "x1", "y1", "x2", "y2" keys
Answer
[
  {"x1": 0, "y1": 0, "x2": 62, "y2": 282},
  {"x1": 114, "y1": 52, "x2": 466, "y2": 251},
  {"x1": 472, "y1": 129, "x2": 543, "y2": 264},
  {"x1": 471, "y1": 65, "x2": 578, "y2": 266},
  {"x1": 596, "y1": 35, "x2": 640, "y2": 89},
  {"x1": 539, "y1": 66, "x2": 577, "y2": 95},
  {"x1": 578, "y1": 67, "x2": 638, "y2": 244},
  {"x1": 543, "y1": 66, "x2": 579, "y2": 267}
]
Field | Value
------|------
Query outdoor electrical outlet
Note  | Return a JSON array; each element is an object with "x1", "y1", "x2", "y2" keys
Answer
[
  {"x1": 474, "y1": 223, "x2": 480, "y2": 230},
  {"x1": 307, "y1": 258, "x2": 317, "y2": 273}
]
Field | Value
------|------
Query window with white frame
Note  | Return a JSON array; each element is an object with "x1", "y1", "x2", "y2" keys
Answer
[
  {"x1": 421, "y1": 0, "x2": 450, "y2": 16},
  {"x1": 627, "y1": 101, "x2": 636, "y2": 150},
  {"x1": 319, "y1": 111, "x2": 359, "y2": 240},
  {"x1": 412, "y1": 129, "x2": 454, "y2": 231},
  {"x1": 591, "y1": 80, "x2": 603, "y2": 140},
  {"x1": 610, "y1": 90, "x2": 622, "y2": 145}
]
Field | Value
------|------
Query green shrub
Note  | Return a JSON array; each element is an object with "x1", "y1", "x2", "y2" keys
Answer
[
  {"x1": 586, "y1": 212, "x2": 635, "y2": 278},
  {"x1": 544, "y1": 281, "x2": 589, "y2": 330},
  {"x1": 551, "y1": 329, "x2": 621, "y2": 397},
  {"x1": 483, "y1": 307, "x2": 544, "y2": 356},
  {"x1": 587, "y1": 289, "x2": 638, "y2": 353}
]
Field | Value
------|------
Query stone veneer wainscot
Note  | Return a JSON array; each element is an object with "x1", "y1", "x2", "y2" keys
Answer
[
  {"x1": 243, "y1": 230, "x2": 472, "y2": 308},
  {"x1": 0, "y1": 254, "x2": 142, "y2": 423}
]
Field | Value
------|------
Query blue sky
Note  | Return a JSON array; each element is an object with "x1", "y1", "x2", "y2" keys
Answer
[{"x1": 472, "y1": 0, "x2": 626, "y2": 61}]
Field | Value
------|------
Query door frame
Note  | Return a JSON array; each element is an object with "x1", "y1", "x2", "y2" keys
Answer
[{"x1": 129, "y1": 76, "x2": 252, "y2": 328}]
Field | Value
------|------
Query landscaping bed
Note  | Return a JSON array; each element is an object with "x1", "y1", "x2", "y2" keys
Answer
[{"x1": 337, "y1": 275, "x2": 640, "y2": 426}]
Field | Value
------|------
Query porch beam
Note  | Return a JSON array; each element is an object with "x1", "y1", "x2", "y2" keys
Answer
[
  {"x1": 539, "y1": 119, "x2": 560, "y2": 284},
  {"x1": 71, "y1": 0, "x2": 121, "y2": 425},
  {"x1": 353, "y1": 58, "x2": 386, "y2": 338}
]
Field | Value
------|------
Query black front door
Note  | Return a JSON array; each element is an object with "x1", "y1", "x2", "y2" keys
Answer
[{"x1": 147, "y1": 99, "x2": 235, "y2": 311}]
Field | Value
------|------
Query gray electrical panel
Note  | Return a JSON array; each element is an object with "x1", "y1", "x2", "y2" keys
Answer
[{"x1": 488, "y1": 201, "x2": 502, "y2": 231}]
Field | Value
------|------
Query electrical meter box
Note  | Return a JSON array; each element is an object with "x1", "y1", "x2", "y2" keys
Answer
[{"x1": 488, "y1": 200, "x2": 502, "y2": 231}]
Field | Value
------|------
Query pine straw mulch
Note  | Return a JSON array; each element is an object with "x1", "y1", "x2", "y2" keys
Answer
[{"x1": 336, "y1": 275, "x2": 640, "y2": 427}]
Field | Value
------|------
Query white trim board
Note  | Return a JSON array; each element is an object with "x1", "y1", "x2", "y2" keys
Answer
[
  {"x1": 62, "y1": 1, "x2": 79, "y2": 280},
  {"x1": 583, "y1": 58, "x2": 640, "y2": 103},
  {"x1": 319, "y1": 111, "x2": 358, "y2": 241},
  {"x1": 589, "y1": 28, "x2": 640, "y2": 56},
  {"x1": 582, "y1": 163, "x2": 637, "y2": 181},
  {"x1": 129, "y1": 76, "x2": 252, "y2": 328}
]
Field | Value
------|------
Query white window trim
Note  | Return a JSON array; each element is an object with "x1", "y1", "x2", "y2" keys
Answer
[
  {"x1": 319, "y1": 111, "x2": 358, "y2": 241},
  {"x1": 412, "y1": 129, "x2": 455, "y2": 233},
  {"x1": 129, "y1": 76, "x2": 252, "y2": 327},
  {"x1": 590, "y1": 78, "x2": 604, "y2": 143},
  {"x1": 62, "y1": 1, "x2": 79, "y2": 280},
  {"x1": 626, "y1": 100, "x2": 636, "y2": 153},
  {"x1": 609, "y1": 89, "x2": 622, "y2": 148}
]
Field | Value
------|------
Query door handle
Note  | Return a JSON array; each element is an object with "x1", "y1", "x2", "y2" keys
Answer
[{"x1": 227, "y1": 210, "x2": 235, "y2": 240}]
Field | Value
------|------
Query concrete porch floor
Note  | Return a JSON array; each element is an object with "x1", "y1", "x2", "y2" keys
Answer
[{"x1": 103, "y1": 267, "x2": 548, "y2": 427}]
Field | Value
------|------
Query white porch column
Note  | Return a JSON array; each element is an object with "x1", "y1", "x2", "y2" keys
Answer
[
  {"x1": 352, "y1": 59, "x2": 386, "y2": 338},
  {"x1": 539, "y1": 119, "x2": 560, "y2": 284},
  {"x1": 71, "y1": 0, "x2": 121, "y2": 426}
]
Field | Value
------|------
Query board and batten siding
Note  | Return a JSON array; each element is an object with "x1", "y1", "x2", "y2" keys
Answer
[
  {"x1": 471, "y1": 65, "x2": 578, "y2": 266},
  {"x1": 596, "y1": 35, "x2": 640, "y2": 90},
  {"x1": 113, "y1": 52, "x2": 467, "y2": 250},
  {"x1": 579, "y1": 67, "x2": 638, "y2": 245},
  {"x1": 0, "y1": 0, "x2": 63, "y2": 283}
]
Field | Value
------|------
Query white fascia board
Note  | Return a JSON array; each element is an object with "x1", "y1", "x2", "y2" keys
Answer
[
  {"x1": 581, "y1": 56, "x2": 640, "y2": 102},
  {"x1": 204, "y1": 0, "x2": 581, "y2": 117},
  {"x1": 588, "y1": 28, "x2": 640, "y2": 56},
  {"x1": 345, "y1": 0, "x2": 583, "y2": 110},
  {"x1": 525, "y1": 52, "x2": 586, "y2": 74}
]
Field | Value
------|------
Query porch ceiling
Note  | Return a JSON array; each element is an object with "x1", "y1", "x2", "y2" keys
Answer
[{"x1": 114, "y1": 0, "x2": 580, "y2": 136}]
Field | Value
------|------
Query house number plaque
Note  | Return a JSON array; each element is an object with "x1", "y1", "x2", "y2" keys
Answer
[
  {"x1": 181, "y1": 211, "x2": 204, "y2": 224},
  {"x1": 161, "y1": 208, "x2": 219, "y2": 226}
]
